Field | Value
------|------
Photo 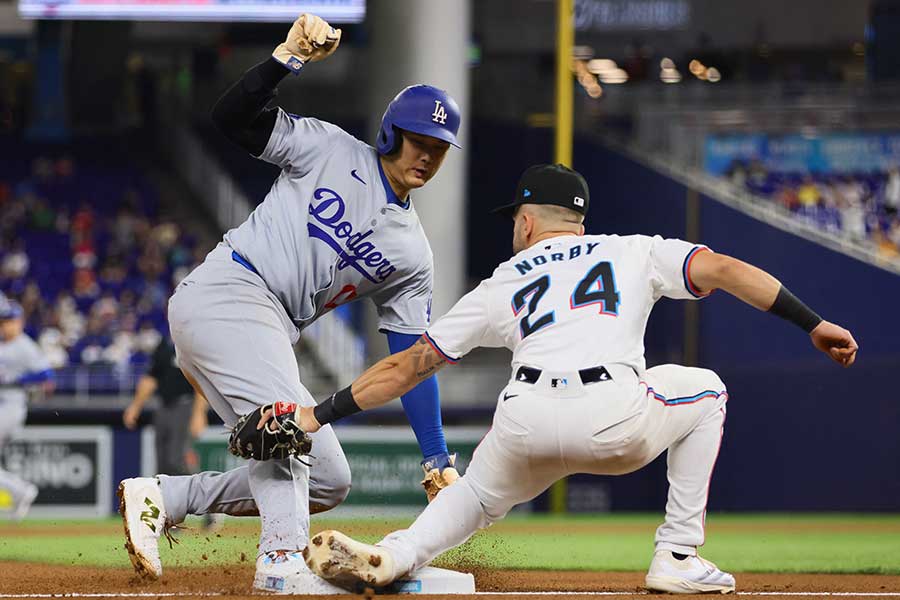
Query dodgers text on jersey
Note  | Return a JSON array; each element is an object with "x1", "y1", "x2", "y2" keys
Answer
[{"x1": 308, "y1": 187, "x2": 397, "y2": 283}]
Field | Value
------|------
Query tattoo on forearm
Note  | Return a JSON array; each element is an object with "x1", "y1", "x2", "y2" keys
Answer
[{"x1": 412, "y1": 338, "x2": 446, "y2": 379}]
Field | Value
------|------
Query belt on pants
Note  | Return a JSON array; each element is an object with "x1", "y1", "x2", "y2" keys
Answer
[
  {"x1": 232, "y1": 250, "x2": 260, "y2": 276},
  {"x1": 514, "y1": 365, "x2": 614, "y2": 386}
]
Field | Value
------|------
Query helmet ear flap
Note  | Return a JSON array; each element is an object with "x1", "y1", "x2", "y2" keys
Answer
[
  {"x1": 377, "y1": 126, "x2": 390, "y2": 154},
  {"x1": 378, "y1": 125, "x2": 402, "y2": 156},
  {"x1": 388, "y1": 126, "x2": 402, "y2": 155}
]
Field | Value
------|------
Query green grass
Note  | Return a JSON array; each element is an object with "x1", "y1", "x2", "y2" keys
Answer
[{"x1": 1, "y1": 513, "x2": 898, "y2": 574}]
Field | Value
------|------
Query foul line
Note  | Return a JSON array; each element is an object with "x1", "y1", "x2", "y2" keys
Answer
[{"x1": 1, "y1": 593, "x2": 899, "y2": 598}]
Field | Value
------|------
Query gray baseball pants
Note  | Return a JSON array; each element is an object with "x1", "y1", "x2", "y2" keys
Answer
[
  {"x1": 0, "y1": 398, "x2": 34, "y2": 510},
  {"x1": 164, "y1": 244, "x2": 351, "y2": 555}
]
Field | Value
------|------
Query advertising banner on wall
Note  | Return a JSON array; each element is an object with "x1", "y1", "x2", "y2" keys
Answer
[
  {"x1": 1, "y1": 426, "x2": 112, "y2": 517},
  {"x1": 333, "y1": 427, "x2": 485, "y2": 507},
  {"x1": 705, "y1": 132, "x2": 900, "y2": 175},
  {"x1": 143, "y1": 425, "x2": 487, "y2": 509}
]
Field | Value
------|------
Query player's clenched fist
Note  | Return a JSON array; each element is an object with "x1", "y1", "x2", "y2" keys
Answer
[
  {"x1": 273, "y1": 13, "x2": 342, "y2": 73},
  {"x1": 810, "y1": 320, "x2": 858, "y2": 367}
]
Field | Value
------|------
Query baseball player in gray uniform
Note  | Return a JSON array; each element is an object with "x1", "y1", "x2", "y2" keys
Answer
[
  {"x1": 117, "y1": 13, "x2": 462, "y2": 594},
  {"x1": 282, "y1": 164, "x2": 857, "y2": 594},
  {"x1": 0, "y1": 296, "x2": 53, "y2": 520}
]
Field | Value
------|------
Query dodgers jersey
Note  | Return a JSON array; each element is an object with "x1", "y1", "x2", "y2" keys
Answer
[
  {"x1": 425, "y1": 234, "x2": 710, "y2": 374},
  {"x1": 0, "y1": 333, "x2": 50, "y2": 405},
  {"x1": 224, "y1": 109, "x2": 434, "y2": 334}
]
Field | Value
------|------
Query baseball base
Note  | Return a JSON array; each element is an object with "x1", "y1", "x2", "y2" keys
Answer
[
  {"x1": 274, "y1": 566, "x2": 475, "y2": 595},
  {"x1": 367, "y1": 566, "x2": 476, "y2": 595}
]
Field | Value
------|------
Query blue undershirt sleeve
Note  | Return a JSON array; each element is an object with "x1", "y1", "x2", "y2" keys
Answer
[
  {"x1": 17, "y1": 368, "x2": 55, "y2": 386},
  {"x1": 385, "y1": 331, "x2": 449, "y2": 459}
]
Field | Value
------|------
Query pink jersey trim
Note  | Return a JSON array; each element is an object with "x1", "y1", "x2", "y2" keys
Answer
[{"x1": 422, "y1": 332, "x2": 459, "y2": 364}]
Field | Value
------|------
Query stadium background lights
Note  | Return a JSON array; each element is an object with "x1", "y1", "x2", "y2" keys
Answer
[
  {"x1": 689, "y1": 59, "x2": 722, "y2": 83},
  {"x1": 660, "y1": 57, "x2": 681, "y2": 83},
  {"x1": 572, "y1": 58, "x2": 605, "y2": 98},
  {"x1": 586, "y1": 58, "x2": 628, "y2": 84}
]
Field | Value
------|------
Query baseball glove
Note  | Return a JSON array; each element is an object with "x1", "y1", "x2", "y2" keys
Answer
[
  {"x1": 421, "y1": 453, "x2": 460, "y2": 502},
  {"x1": 228, "y1": 402, "x2": 313, "y2": 461}
]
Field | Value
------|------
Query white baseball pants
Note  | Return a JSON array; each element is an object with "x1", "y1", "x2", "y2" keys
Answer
[{"x1": 379, "y1": 363, "x2": 727, "y2": 575}]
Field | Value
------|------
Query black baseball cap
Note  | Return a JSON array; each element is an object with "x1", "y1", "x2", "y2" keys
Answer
[{"x1": 491, "y1": 163, "x2": 590, "y2": 218}]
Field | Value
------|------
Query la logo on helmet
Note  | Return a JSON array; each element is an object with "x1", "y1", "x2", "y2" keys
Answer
[{"x1": 432, "y1": 100, "x2": 448, "y2": 125}]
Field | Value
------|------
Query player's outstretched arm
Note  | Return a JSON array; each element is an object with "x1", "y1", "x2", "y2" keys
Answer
[
  {"x1": 243, "y1": 338, "x2": 447, "y2": 463},
  {"x1": 294, "y1": 338, "x2": 448, "y2": 433},
  {"x1": 689, "y1": 250, "x2": 858, "y2": 367},
  {"x1": 210, "y1": 13, "x2": 341, "y2": 156}
]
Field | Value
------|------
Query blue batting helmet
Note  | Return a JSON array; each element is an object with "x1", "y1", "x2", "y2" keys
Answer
[
  {"x1": 376, "y1": 85, "x2": 462, "y2": 155},
  {"x1": 0, "y1": 297, "x2": 23, "y2": 320}
]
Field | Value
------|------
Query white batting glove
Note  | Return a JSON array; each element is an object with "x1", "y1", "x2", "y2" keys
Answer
[{"x1": 272, "y1": 13, "x2": 342, "y2": 74}]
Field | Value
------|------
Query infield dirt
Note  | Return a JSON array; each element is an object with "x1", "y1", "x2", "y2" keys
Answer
[
  {"x1": 1, "y1": 562, "x2": 899, "y2": 599},
  {"x1": 2, "y1": 517, "x2": 899, "y2": 598}
]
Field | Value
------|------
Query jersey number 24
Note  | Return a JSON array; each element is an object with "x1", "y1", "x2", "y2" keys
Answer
[{"x1": 511, "y1": 261, "x2": 620, "y2": 339}]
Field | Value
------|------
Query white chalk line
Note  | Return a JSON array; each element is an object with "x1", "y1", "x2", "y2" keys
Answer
[{"x1": 1, "y1": 592, "x2": 900, "y2": 598}]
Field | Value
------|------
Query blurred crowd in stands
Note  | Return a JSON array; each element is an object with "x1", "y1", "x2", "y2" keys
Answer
[
  {"x1": 726, "y1": 162, "x2": 900, "y2": 258},
  {"x1": 0, "y1": 154, "x2": 212, "y2": 386}
]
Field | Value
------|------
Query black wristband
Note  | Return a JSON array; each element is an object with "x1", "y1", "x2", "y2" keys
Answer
[
  {"x1": 313, "y1": 386, "x2": 362, "y2": 427},
  {"x1": 768, "y1": 285, "x2": 823, "y2": 333}
]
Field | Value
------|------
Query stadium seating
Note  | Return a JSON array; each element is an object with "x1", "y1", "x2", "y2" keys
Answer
[
  {"x1": 0, "y1": 144, "x2": 208, "y2": 393},
  {"x1": 724, "y1": 163, "x2": 900, "y2": 258}
]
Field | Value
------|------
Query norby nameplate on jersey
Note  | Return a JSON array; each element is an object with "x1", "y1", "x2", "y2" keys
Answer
[{"x1": 492, "y1": 163, "x2": 590, "y2": 218}]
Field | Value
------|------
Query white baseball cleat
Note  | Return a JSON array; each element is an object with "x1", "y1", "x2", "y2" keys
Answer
[
  {"x1": 12, "y1": 483, "x2": 38, "y2": 521},
  {"x1": 117, "y1": 477, "x2": 167, "y2": 580},
  {"x1": 645, "y1": 550, "x2": 735, "y2": 594},
  {"x1": 253, "y1": 550, "x2": 347, "y2": 595},
  {"x1": 303, "y1": 530, "x2": 396, "y2": 590}
]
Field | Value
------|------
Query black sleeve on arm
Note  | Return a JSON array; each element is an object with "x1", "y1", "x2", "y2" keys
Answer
[
  {"x1": 210, "y1": 58, "x2": 292, "y2": 157},
  {"x1": 768, "y1": 284, "x2": 823, "y2": 333}
]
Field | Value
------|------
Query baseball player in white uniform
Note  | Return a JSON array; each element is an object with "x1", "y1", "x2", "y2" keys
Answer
[
  {"x1": 117, "y1": 13, "x2": 463, "y2": 594},
  {"x1": 279, "y1": 164, "x2": 858, "y2": 594},
  {"x1": 0, "y1": 296, "x2": 54, "y2": 520}
]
